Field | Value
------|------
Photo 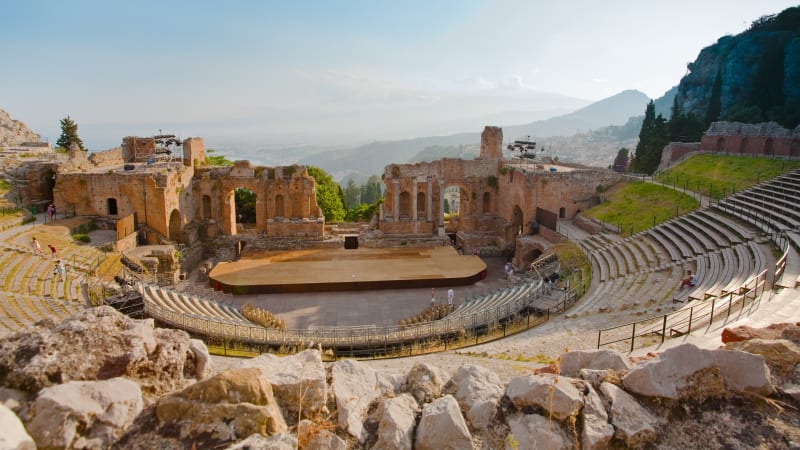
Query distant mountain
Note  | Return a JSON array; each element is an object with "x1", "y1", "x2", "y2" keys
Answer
[
  {"x1": 501, "y1": 90, "x2": 650, "y2": 140},
  {"x1": 664, "y1": 6, "x2": 800, "y2": 128},
  {"x1": 654, "y1": 86, "x2": 678, "y2": 119},
  {"x1": 0, "y1": 109, "x2": 41, "y2": 147},
  {"x1": 300, "y1": 90, "x2": 651, "y2": 179}
]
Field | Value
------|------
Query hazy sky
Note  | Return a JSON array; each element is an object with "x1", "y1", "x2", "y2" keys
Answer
[{"x1": 2, "y1": 0, "x2": 797, "y2": 149}]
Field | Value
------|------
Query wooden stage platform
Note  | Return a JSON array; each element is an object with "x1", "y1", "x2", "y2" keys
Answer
[{"x1": 208, "y1": 246, "x2": 487, "y2": 294}]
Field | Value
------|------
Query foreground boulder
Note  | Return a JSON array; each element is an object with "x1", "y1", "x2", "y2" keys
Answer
[
  {"x1": 331, "y1": 359, "x2": 397, "y2": 442},
  {"x1": 297, "y1": 419, "x2": 347, "y2": 450},
  {"x1": 559, "y1": 349, "x2": 632, "y2": 377},
  {"x1": 26, "y1": 377, "x2": 143, "y2": 450},
  {"x1": 622, "y1": 343, "x2": 774, "y2": 399},
  {"x1": 401, "y1": 362, "x2": 451, "y2": 404},
  {"x1": 0, "y1": 403, "x2": 35, "y2": 450},
  {"x1": 725, "y1": 339, "x2": 800, "y2": 375},
  {"x1": 506, "y1": 413, "x2": 571, "y2": 450},
  {"x1": 721, "y1": 323, "x2": 798, "y2": 343},
  {"x1": 0, "y1": 306, "x2": 206, "y2": 400},
  {"x1": 581, "y1": 383, "x2": 614, "y2": 450},
  {"x1": 156, "y1": 368, "x2": 287, "y2": 443},
  {"x1": 506, "y1": 374, "x2": 583, "y2": 421},
  {"x1": 372, "y1": 394, "x2": 419, "y2": 450},
  {"x1": 237, "y1": 349, "x2": 327, "y2": 418},
  {"x1": 415, "y1": 395, "x2": 472, "y2": 450},
  {"x1": 600, "y1": 382, "x2": 659, "y2": 448},
  {"x1": 445, "y1": 364, "x2": 504, "y2": 429}
]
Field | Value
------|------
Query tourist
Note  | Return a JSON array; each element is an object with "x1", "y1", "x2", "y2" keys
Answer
[
  {"x1": 31, "y1": 237, "x2": 42, "y2": 255},
  {"x1": 430, "y1": 288, "x2": 436, "y2": 307},
  {"x1": 55, "y1": 260, "x2": 66, "y2": 282},
  {"x1": 447, "y1": 288, "x2": 454, "y2": 305},
  {"x1": 47, "y1": 244, "x2": 57, "y2": 258},
  {"x1": 680, "y1": 270, "x2": 697, "y2": 288},
  {"x1": 472, "y1": 247, "x2": 478, "y2": 256},
  {"x1": 46, "y1": 204, "x2": 54, "y2": 223}
]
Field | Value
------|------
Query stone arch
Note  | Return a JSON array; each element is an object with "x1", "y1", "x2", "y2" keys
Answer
[
  {"x1": 275, "y1": 194, "x2": 284, "y2": 217},
  {"x1": 715, "y1": 137, "x2": 725, "y2": 152},
  {"x1": 399, "y1": 191, "x2": 411, "y2": 219},
  {"x1": 483, "y1": 191, "x2": 491, "y2": 214},
  {"x1": 202, "y1": 195, "x2": 211, "y2": 219},
  {"x1": 168, "y1": 209, "x2": 182, "y2": 243},
  {"x1": 106, "y1": 198, "x2": 118, "y2": 216},
  {"x1": 512, "y1": 205, "x2": 524, "y2": 236},
  {"x1": 416, "y1": 192, "x2": 426, "y2": 217}
]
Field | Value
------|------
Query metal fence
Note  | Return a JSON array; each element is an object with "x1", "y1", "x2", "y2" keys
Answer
[
  {"x1": 140, "y1": 277, "x2": 580, "y2": 356},
  {"x1": 597, "y1": 269, "x2": 768, "y2": 351}
]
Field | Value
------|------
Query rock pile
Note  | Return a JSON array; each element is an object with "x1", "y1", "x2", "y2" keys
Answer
[
  {"x1": 0, "y1": 109, "x2": 40, "y2": 147},
  {"x1": 1, "y1": 308, "x2": 800, "y2": 449}
]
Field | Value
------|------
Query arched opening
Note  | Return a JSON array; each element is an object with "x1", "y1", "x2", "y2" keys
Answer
[
  {"x1": 443, "y1": 185, "x2": 461, "y2": 225},
  {"x1": 168, "y1": 209, "x2": 182, "y2": 243},
  {"x1": 559, "y1": 207, "x2": 566, "y2": 219},
  {"x1": 275, "y1": 194, "x2": 284, "y2": 217},
  {"x1": 764, "y1": 138, "x2": 774, "y2": 156},
  {"x1": 791, "y1": 139, "x2": 800, "y2": 157},
  {"x1": 399, "y1": 192, "x2": 411, "y2": 219},
  {"x1": 107, "y1": 198, "x2": 118, "y2": 216},
  {"x1": 512, "y1": 205, "x2": 524, "y2": 236},
  {"x1": 739, "y1": 138, "x2": 748, "y2": 154},
  {"x1": 234, "y1": 187, "x2": 256, "y2": 225},
  {"x1": 715, "y1": 137, "x2": 725, "y2": 152},
  {"x1": 483, "y1": 192, "x2": 491, "y2": 214},
  {"x1": 416, "y1": 192, "x2": 426, "y2": 217},
  {"x1": 202, "y1": 195, "x2": 211, "y2": 219}
]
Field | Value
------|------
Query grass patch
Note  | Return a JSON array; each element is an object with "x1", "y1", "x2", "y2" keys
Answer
[
  {"x1": 585, "y1": 181, "x2": 699, "y2": 235},
  {"x1": 656, "y1": 154, "x2": 800, "y2": 199}
]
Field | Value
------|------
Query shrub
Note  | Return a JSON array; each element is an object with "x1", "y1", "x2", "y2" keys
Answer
[{"x1": 73, "y1": 233, "x2": 91, "y2": 243}]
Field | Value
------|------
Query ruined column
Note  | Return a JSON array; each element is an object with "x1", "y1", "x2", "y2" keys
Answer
[
  {"x1": 412, "y1": 178, "x2": 418, "y2": 220},
  {"x1": 255, "y1": 191, "x2": 266, "y2": 233},
  {"x1": 426, "y1": 176, "x2": 433, "y2": 222},
  {"x1": 438, "y1": 179, "x2": 445, "y2": 227},
  {"x1": 392, "y1": 179, "x2": 400, "y2": 221}
]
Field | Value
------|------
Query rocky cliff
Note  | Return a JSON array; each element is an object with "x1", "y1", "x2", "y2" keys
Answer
[
  {"x1": 673, "y1": 6, "x2": 800, "y2": 128},
  {"x1": 0, "y1": 109, "x2": 41, "y2": 147},
  {"x1": 1, "y1": 306, "x2": 800, "y2": 449}
]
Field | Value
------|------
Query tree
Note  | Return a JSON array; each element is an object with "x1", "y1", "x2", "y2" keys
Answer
[
  {"x1": 56, "y1": 116, "x2": 85, "y2": 151},
  {"x1": 344, "y1": 179, "x2": 361, "y2": 208},
  {"x1": 307, "y1": 166, "x2": 346, "y2": 222},
  {"x1": 612, "y1": 148, "x2": 629, "y2": 173},
  {"x1": 631, "y1": 101, "x2": 669, "y2": 175},
  {"x1": 361, "y1": 175, "x2": 383, "y2": 205},
  {"x1": 234, "y1": 188, "x2": 256, "y2": 223},
  {"x1": 204, "y1": 149, "x2": 234, "y2": 166}
]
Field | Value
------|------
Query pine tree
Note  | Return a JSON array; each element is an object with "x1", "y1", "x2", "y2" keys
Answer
[
  {"x1": 56, "y1": 116, "x2": 85, "y2": 151},
  {"x1": 632, "y1": 101, "x2": 669, "y2": 175}
]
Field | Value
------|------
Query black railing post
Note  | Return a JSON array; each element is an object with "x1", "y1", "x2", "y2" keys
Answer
[
  {"x1": 630, "y1": 322, "x2": 636, "y2": 353},
  {"x1": 688, "y1": 306, "x2": 694, "y2": 334},
  {"x1": 661, "y1": 315, "x2": 667, "y2": 343}
]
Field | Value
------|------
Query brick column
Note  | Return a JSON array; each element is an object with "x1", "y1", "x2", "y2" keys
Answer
[
  {"x1": 392, "y1": 179, "x2": 400, "y2": 221},
  {"x1": 426, "y1": 176, "x2": 433, "y2": 222},
  {"x1": 412, "y1": 178, "x2": 418, "y2": 220},
  {"x1": 438, "y1": 179, "x2": 445, "y2": 227}
]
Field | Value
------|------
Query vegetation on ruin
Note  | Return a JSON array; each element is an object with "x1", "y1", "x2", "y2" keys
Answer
[
  {"x1": 584, "y1": 181, "x2": 699, "y2": 235},
  {"x1": 307, "y1": 166, "x2": 346, "y2": 222},
  {"x1": 55, "y1": 116, "x2": 85, "y2": 151},
  {"x1": 655, "y1": 153, "x2": 800, "y2": 199},
  {"x1": 204, "y1": 149, "x2": 234, "y2": 166},
  {"x1": 234, "y1": 188, "x2": 256, "y2": 223}
]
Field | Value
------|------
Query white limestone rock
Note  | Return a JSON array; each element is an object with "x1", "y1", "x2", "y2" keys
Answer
[
  {"x1": 0, "y1": 404, "x2": 36, "y2": 450},
  {"x1": 445, "y1": 364, "x2": 504, "y2": 429},
  {"x1": 415, "y1": 395, "x2": 472, "y2": 450},
  {"x1": 622, "y1": 343, "x2": 774, "y2": 399},
  {"x1": 373, "y1": 393, "x2": 419, "y2": 450},
  {"x1": 331, "y1": 359, "x2": 396, "y2": 442},
  {"x1": 505, "y1": 374, "x2": 583, "y2": 421},
  {"x1": 506, "y1": 413, "x2": 571, "y2": 450},
  {"x1": 237, "y1": 349, "x2": 327, "y2": 417},
  {"x1": 560, "y1": 350, "x2": 632, "y2": 377},
  {"x1": 725, "y1": 338, "x2": 800, "y2": 374},
  {"x1": 189, "y1": 338, "x2": 213, "y2": 380},
  {"x1": 298, "y1": 419, "x2": 347, "y2": 450},
  {"x1": 581, "y1": 383, "x2": 614, "y2": 450},
  {"x1": 223, "y1": 433, "x2": 298, "y2": 450},
  {"x1": 401, "y1": 362, "x2": 451, "y2": 404},
  {"x1": 26, "y1": 377, "x2": 143, "y2": 450},
  {"x1": 600, "y1": 382, "x2": 658, "y2": 448}
]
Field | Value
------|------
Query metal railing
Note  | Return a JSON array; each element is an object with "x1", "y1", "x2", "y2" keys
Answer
[
  {"x1": 139, "y1": 277, "x2": 573, "y2": 356},
  {"x1": 597, "y1": 269, "x2": 768, "y2": 351}
]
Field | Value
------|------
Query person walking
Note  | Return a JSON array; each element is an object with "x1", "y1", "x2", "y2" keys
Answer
[
  {"x1": 447, "y1": 288, "x2": 454, "y2": 305},
  {"x1": 46, "y1": 204, "x2": 54, "y2": 223},
  {"x1": 47, "y1": 244, "x2": 57, "y2": 259},
  {"x1": 55, "y1": 260, "x2": 66, "y2": 282},
  {"x1": 31, "y1": 237, "x2": 42, "y2": 255},
  {"x1": 430, "y1": 288, "x2": 436, "y2": 307}
]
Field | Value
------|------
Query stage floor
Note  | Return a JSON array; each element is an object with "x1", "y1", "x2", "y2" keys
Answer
[{"x1": 208, "y1": 246, "x2": 487, "y2": 294}]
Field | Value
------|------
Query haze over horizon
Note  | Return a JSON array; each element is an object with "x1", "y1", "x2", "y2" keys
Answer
[{"x1": 2, "y1": 0, "x2": 797, "y2": 151}]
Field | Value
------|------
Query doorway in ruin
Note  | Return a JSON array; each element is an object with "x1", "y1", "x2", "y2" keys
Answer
[
  {"x1": 234, "y1": 187, "x2": 256, "y2": 227},
  {"x1": 107, "y1": 198, "x2": 118, "y2": 216},
  {"x1": 274, "y1": 194, "x2": 284, "y2": 217},
  {"x1": 443, "y1": 185, "x2": 461, "y2": 224},
  {"x1": 202, "y1": 195, "x2": 212, "y2": 220},
  {"x1": 416, "y1": 192, "x2": 426, "y2": 218},
  {"x1": 512, "y1": 205, "x2": 524, "y2": 236},
  {"x1": 168, "y1": 209, "x2": 182, "y2": 243},
  {"x1": 399, "y1": 192, "x2": 411, "y2": 219}
]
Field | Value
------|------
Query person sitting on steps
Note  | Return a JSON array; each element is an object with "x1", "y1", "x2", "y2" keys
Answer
[{"x1": 680, "y1": 270, "x2": 697, "y2": 288}]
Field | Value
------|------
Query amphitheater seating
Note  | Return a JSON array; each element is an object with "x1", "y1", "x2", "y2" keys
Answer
[
  {"x1": 715, "y1": 168, "x2": 800, "y2": 234},
  {"x1": 0, "y1": 291, "x2": 84, "y2": 337},
  {"x1": 140, "y1": 284, "x2": 255, "y2": 326}
]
